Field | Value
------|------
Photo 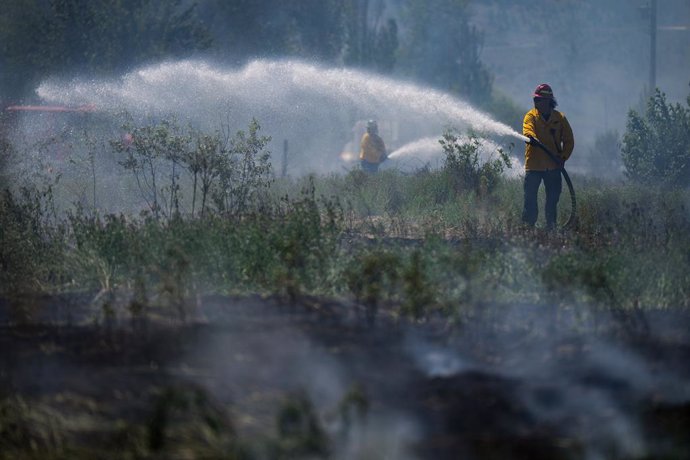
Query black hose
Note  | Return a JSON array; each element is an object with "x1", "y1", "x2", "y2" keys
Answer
[
  {"x1": 560, "y1": 168, "x2": 577, "y2": 229},
  {"x1": 530, "y1": 138, "x2": 577, "y2": 229}
]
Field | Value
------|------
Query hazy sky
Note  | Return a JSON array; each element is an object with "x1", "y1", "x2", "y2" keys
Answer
[{"x1": 472, "y1": 0, "x2": 690, "y2": 145}]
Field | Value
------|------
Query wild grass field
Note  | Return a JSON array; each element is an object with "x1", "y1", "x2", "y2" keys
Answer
[{"x1": 1, "y1": 117, "x2": 690, "y2": 459}]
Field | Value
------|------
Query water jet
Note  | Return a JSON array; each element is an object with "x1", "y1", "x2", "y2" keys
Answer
[{"x1": 36, "y1": 59, "x2": 526, "y2": 175}]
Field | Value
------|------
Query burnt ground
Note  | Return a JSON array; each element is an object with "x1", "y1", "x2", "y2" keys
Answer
[{"x1": 1, "y1": 294, "x2": 690, "y2": 459}]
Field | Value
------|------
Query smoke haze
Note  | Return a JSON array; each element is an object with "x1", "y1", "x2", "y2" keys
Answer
[{"x1": 470, "y1": 0, "x2": 690, "y2": 173}]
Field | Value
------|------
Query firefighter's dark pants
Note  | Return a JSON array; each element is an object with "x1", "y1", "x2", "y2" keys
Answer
[
  {"x1": 522, "y1": 169, "x2": 562, "y2": 229},
  {"x1": 361, "y1": 160, "x2": 380, "y2": 174}
]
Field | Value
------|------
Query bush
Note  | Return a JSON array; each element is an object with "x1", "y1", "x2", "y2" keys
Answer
[
  {"x1": 0, "y1": 185, "x2": 67, "y2": 298},
  {"x1": 112, "y1": 117, "x2": 273, "y2": 221},
  {"x1": 439, "y1": 129, "x2": 511, "y2": 196},
  {"x1": 621, "y1": 88, "x2": 690, "y2": 187}
]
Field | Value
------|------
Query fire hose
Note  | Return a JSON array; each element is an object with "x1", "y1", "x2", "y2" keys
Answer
[{"x1": 527, "y1": 137, "x2": 577, "y2": 229}]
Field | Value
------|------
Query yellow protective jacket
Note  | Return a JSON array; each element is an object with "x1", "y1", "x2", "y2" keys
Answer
[
  {"x1": 523, "y1": 108, "x2": 574, "y2": 171},
  {"x1": 359, "y1": 132, "x2": 387, "y2": 164}
]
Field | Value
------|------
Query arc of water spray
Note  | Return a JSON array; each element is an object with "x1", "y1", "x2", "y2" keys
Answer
[
  {"x1": 37, "y1": 59, "x2": 529, "y2": 143},
  {"x1": 387, "y1": 137, "x2": 442, "y2": 160},
  {"x1": 259, "y1": 61, "x2": 526, "y2": 141},
  {"x1": 388, "y1": 136, "x2": 506, "y2": 159},
  {"x1": 388, "y1": 135, "x2": 523, "y2": 176}
]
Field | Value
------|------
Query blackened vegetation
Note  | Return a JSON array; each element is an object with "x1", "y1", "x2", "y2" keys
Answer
[
  {"x1": 415, "y1": 372, "x2": 577, "y2": 460},
  {"x1": 1, "y1": 297, "x2": 690, "y2": 459}
]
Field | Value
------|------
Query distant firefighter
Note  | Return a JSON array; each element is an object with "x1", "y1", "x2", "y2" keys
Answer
[{"x1": 359, "y1": 120, "x2": 387, "y2": 173}]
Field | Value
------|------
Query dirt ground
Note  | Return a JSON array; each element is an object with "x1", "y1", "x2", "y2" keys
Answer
[{"x1": 1, "y1": 294, "x2": 690, "y2": 459}]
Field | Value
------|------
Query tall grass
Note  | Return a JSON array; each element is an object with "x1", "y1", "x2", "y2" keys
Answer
[{"x1": 2, "y1": 120, "x2": 689, "y2": 327}]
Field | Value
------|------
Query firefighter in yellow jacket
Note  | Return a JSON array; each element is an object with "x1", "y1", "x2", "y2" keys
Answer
[
  {"x1": 359, "y1": 120, "x2": 387, "y2": 173},
  {"x1": 522, "y1": 84, "x2": 574, "y2": 229}
]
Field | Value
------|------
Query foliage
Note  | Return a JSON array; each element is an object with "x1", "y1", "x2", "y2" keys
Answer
[
  {"x1": 0, "y1": 184, "x2": 67, "y2": 298},
  {"x1": 0, "y1": 0, "x2": 500, "y2": 109},
  {"x1": 485, "y1": 89, "x2": 526, "y2": 131},
  {"x1": 399, "y1": 0, "x2": 493, "y2": 105},
  {"x1": 0, "y1": 0, "x2": 212, "y2": 97},
  {"x1": 621, "y1": 89, "x2": 690, "y2": 187},
  {"x1": 269, "y1": 181, "x2": 343, "y2": 301},
  {"x1": 198, "y1": 0, "x2": 343, "y2": 61},
  {"x1": 0, "y1": 388, "x2": 252, "y2": 460},
  {"x1": 400, "y1": 249, "x2": 436, "y2": 319},
  {"x1": 285, "y1": 0, "x2": 348, "y2": 60},
  {"x1": 211, "y1": 119, "x2": 273, "y2": 217},
  {"x1": 344, "y1": 248, "x2": 401, "y2": 321},
  {"x1": 185, "y1": 129, "x2": 227, "y2": 218},
  {"x1": 0, "y1": 396, "x2": 65, "y2": 457},
  {"x1": 113, "y1": 118, "x2": 192, "y2": 219},
  {"x1": 2, "y1": 119, "x2": 690, "y2": 327},
  {"x1": 342, "y1": 0, "x2": 399, "y2": 73},
  {"x1": 146, "y1": 385, "x2": 245, "y2": 458},
  {"x1": 111, "y1": 117, "x2": 273, "y2": 221},
  {"x1": 0, "y1": 0, "x2": 51, "y2": 99},
  {"x1": 0, "y1": 114, "x2": 14, "y2": 187},
  {"x1": 273, "y1": 393, "x2": 330, "y2": 458},
  {"x1": 439, "y1": 129, "x2": 512, "y2": 196}
]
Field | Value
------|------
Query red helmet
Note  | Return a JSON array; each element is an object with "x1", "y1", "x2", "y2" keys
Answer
[{"x1": 533, "y1": 83, "x2": 555, "y2": 99}]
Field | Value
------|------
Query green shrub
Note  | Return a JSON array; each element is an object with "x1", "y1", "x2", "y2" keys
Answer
[
  {"x1": 344, "y1": 247, "x2": 401, "y2": 322},
  {"x1": 112, "y1": 117, "x2": 273, "y2": 221},
  {"x1": 112, "y1": 117, "x2": 192, "y2": 220},
  {"x1": 146, "y1": 385, "x2": 247, "y2": 459},
  {"x1": 210, "y1": 119, "x2": 273, "y2": 218},
  {"x1": 0, "y1": 185, "x2": 67, "y2": 298},
  {"x1": 622, "y1": 88, "x2": 690, "y2": 187},
  {"x1": 400, "y1": 249, "x2": 436, "y2": 319},
  {"x1": 268, "y1": 181, "x2": 343, "y2": 301},
  {"x1": 0, "y1": 121, "x2": 13, "y2": 187},
  {"x1": 274, "y1": 393, "x2": 330, "y2": 459},
  {"x1": 439, "y1": 129, "x2": 512, "y2": 196},
  {"x1": 0, "y1": 396, "x2": 65, "y2": 457}
]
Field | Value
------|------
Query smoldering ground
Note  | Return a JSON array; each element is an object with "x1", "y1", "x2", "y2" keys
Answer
[{"x1": 3, "y1": 291, "x2": 690, "y2": 459}]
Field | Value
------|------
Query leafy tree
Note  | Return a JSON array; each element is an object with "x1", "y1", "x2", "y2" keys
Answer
[
  {"x1": 0, "y1": 112, "x2": 15, "y2": 184},
  {"x1": 621, "y1": 88, "x2": 690, "y2": 187},
  {"x1": 284, "y1": 0, "x2": 347, "y2": 61},
  {"x1": 0, "y1": 0, "x2": 51, "y2": 100},
  {"x1": 398, "y1": 0, "x2": 492, "y2": 105},
  {"x1": 199, "y1": 0, "x2": 396, "y2": 69},
  {"x1": 48, "y1": 0, "x2": 212, "y2": 72},
  {"x1": 0, "y1": 0, "x2": 212, "y2": 100},
  {"x1": 196, "y1": 0, "x2": 287, "y2": 57},
  {"x1": 342, "y1": 0, "x2": 399, "y2": 73},
  {"x1": 198, "y1": 0, "x2": 348, "y2": 62}
]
